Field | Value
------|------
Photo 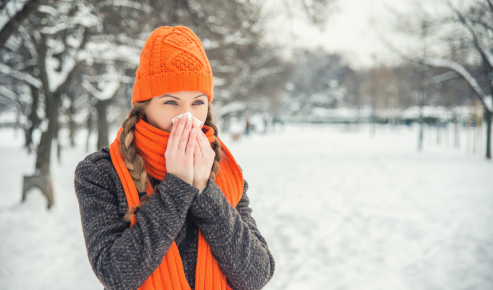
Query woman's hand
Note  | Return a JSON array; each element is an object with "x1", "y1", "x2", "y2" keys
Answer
[
  {"x1": 192, "y1": 121, "x2": 216, "y2": 193},
  {"x1": 165, "y1": 114, "x2": 197, "y2": 185}
]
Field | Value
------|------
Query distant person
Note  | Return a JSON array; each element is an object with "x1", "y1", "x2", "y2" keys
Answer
[
  {"x1": 273, "y1": 114, "x2": 284, "y2": 132},
  {"x1": 74, "y1": 26, "x2": 275, "y2": 290},
  {"x1": 263, "y1": 114, "x2": 269, "y2": 134},
  {"x1": 245, "y1": 117, "x2": 251, "y2": 136}
]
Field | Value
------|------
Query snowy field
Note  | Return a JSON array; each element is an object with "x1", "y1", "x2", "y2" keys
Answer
[{"x1": 0, "y1": 122, "x2": 491, "y2": 290}]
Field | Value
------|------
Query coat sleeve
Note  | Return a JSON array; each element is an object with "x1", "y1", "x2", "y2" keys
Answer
[
  {"x1": 188, "y1": 176, "x2": 276, "y2": 290},
  {"x1": 74, "y1": 158, "x2": 199, "y2": 290}
]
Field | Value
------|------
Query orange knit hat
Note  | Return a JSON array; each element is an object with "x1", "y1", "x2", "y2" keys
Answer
[{"x1": 132, "y1": 26, "x2": 214, "y2": 104}]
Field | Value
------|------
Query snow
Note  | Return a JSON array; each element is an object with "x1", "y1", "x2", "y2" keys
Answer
[
  {"x1": 0, "y1": 0, "x2": 26, "y2": 32},
  {"x1": 215, "y1": 101, "x2": 247, "y2": 117},
  {"x1": 0, "y1": 122, "x2": 491, "y2": 290},
  {"x1": 0, "y1": 110, "x2": 16, "y2": 123},
  {"x1": 288, "y1": 105, "x2": 479, "y2": 123},
  {"x1": 82, "y1": 81, "x2": 119, "y2": 101},
  {"x1": 401, "y1": 106, "x2": 452, "y2": 120},
  {"x1": 45, "y1": 54, "x2": 77, "y2": 93},
  {"x1": 82, "y1": 41, "x2": 141, "y2": 65},
  {"x1": 202, "y1": 38, "x2": 220, "y2": 50},
  {"x1": 0, "y1": 63, "x2": 42, "y2": 89},
  {"x1": 105, "y1": 0, "x2": 153, "y2": 14},
  {"x1": 423, "y1": 57, "x2": 493, "y2": 112}
]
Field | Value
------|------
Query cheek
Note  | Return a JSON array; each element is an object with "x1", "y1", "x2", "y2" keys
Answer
[
  {"x1": 148, "y1": 105, "x2": 173, "y2": 131},
  {"x1": 198, "y1": 105, "x2": 208, "y2": 123},
  {"x1": 158, "y1": 118, "x2": 173, "y2": 132}
]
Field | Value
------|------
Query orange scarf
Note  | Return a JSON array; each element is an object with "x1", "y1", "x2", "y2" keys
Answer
[{"x1": 109, "y1": 119, "x2": 244, "y2": 290}]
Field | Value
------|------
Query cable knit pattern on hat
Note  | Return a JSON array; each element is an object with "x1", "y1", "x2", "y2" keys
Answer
[{"x1": 132, "y1": 26, "x2": 214, "y2": 103}]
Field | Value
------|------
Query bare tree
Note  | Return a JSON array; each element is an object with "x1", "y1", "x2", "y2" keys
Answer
[
  {"x1": 1, "y1": 1, "x2": 97, "y2": 208},
  {"x1": 384, "y1": 0, "x2": 493, "y2": 159}
]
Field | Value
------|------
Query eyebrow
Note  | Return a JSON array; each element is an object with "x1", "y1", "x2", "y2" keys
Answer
[{"x1": 159, "y1": 93, "x2": 207, "y2": 100}]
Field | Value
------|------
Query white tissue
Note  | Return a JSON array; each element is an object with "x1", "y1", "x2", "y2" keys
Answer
[{"x1": 171, "y1": 112, "x2": 202, "y2": 126}]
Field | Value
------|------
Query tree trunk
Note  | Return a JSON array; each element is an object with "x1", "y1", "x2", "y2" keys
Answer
[
  {"x1": 96, "y1": 99, "x2": 110, "y2": 150},
  {"x1": 35, "y1": 93, "x2": 60, "y2": 174},
  {"x1": 68, "y1": 95, "x2": 77, "y2": 147},
  {"x1": 86, "y1": 111, "x2": 93, "y2": 153},
  {"x1": 27, "y1": 92, "x2": 59, "y2": 209},
  {"x1": 455, "y1": 119, "x2": 460, "y2": 148},
  {"x1": 486, "y1": 109, "x2": 491, "y2": 159},
  {"x1": 25, "y1": 84, "x2": 41, "y2": 153}
]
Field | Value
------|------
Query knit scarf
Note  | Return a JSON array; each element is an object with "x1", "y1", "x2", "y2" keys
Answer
[{"x1": 109, "y1": 118, "x2": 244, "y2": 290}]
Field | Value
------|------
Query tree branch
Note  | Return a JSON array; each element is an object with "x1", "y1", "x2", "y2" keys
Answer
[
  {"x1": 0, "y1": 63, "x2": 42, "y2": 88},
  {"x1": 446, "y1": 0, "x2": 493, "y2": 68},
  {"x1": 422, "y1": 57, "x2": 491, "y2": 112},
  {"x1": 0, "y1": 0, "x2": 42, "y2": 48},
  {"x1": 486, "y1": 0, "x2": 493, "y2": 14},
  {"x1": 467, "y1": 17, "x2": 493, "y2": 32}
]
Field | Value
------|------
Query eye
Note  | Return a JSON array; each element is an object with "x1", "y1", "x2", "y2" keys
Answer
[{"x1": 164, "y1": 101, "x2": 204, "y2": 105}]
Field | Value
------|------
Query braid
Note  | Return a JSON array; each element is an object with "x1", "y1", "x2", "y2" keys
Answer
[
  {"x1": 204, "y1": 101, "x2": 223, "y2": 182},
  {"x1": 121, "y1": 101, "x2": 152, "y2": 223}
]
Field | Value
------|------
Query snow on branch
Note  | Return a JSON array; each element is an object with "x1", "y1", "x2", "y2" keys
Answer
[
  {"x1": 0, "y1": 86, "x2": 18, "y2": 102},
  {"x1": 38, "y1": 5, "x2": 59, "y2": 17},
  {"x1": 81, "y1": 41, "x2": 141, "y2": 65},
  {"x1": 100, "y1": 0, "x2": 153, "y2": 14},
  {"x1": 423, "y1": 57, "x2": 492, "y2": 111},
  {"x1": 45, "y1": 53, "x2": 77, "y2": 92},
  {"x1": 0, "y1": 63, "x2": 42, "y2": 88},
  {"x1": 39, "y1": 5, "x2": 100, "y2": 35},
  {"x1": 82, "y1": 74, "x2": 134, "y2": 84},
  {"x1": 82, "y1": 65, "x2": 122, "y2": 101},
  {"x1": 82, "y1": 80, "x2": 120, "y2": 101},
  {"x1": 424, "y1": 71, "x2": 460, "y2": 86}
]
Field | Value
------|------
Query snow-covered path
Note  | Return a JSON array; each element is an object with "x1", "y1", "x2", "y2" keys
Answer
[{"x1": 0, "y1": 123, "x2": 491, "y2": 290}]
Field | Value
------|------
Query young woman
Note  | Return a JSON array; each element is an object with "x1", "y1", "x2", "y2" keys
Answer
[{"x1": 74, "y1": 26, "x2": 275, "y2": 290}]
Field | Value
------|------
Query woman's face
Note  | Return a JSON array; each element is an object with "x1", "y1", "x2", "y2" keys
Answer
[{"x1": 144, "y1": 91, "x2": 208, "y2": 132}]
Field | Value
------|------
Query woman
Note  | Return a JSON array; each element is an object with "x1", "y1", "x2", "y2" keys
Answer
[{"x1": 74, "y1": 26, "x2": 275, "y2": 290}]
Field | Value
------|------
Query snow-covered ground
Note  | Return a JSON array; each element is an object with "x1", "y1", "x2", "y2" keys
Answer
[{"x1": 0, "y1": 122, "x2": 491, "y2": 290}]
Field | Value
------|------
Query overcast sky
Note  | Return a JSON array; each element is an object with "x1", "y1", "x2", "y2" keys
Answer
[{"x1": 262, "y1": 0, "x2": 467, "y2": 69}]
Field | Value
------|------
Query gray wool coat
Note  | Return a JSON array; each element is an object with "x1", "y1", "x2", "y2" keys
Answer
[{"x1": 73, "y1": 147, "x2": 275, "y2": 290}]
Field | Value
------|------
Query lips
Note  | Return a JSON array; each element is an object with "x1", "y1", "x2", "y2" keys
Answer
[{"x1": 171, "y1": 112, "x2": 202, "y2": 127}]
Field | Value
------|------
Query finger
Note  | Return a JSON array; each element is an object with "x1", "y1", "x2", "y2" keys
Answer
[
  {"x1": 171, "y1": 115, "x2": 189, "y2": 154},
  {"x1": 177, "y1": 115, "x2": 193, "y2": 154},
  {"x1": 201, "y1": 131, "x2": 215, "y2": 158},
  {"x1": 194, "y1": 133, "x2": 203, "y2": 158},
  {"x1": 167, "y1": 118, "x2": 178, "y2": 149},
  {"x1": 201, "y1": 130, "x2": 212, "y2": 149},
  {"x1": 196, "y1": 126, "x2": 207, "y2": 142},
  {"x1": 186, "y1": 127, "x2": 197, "y2": 158},
  {"x1": 197, "y1": 127, "x2": 210, "y2": 153}
]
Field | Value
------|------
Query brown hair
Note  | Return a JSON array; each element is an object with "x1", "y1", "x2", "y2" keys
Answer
[{"x1": 121, "y1": 99, "x2": 223, "y2": 223}]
